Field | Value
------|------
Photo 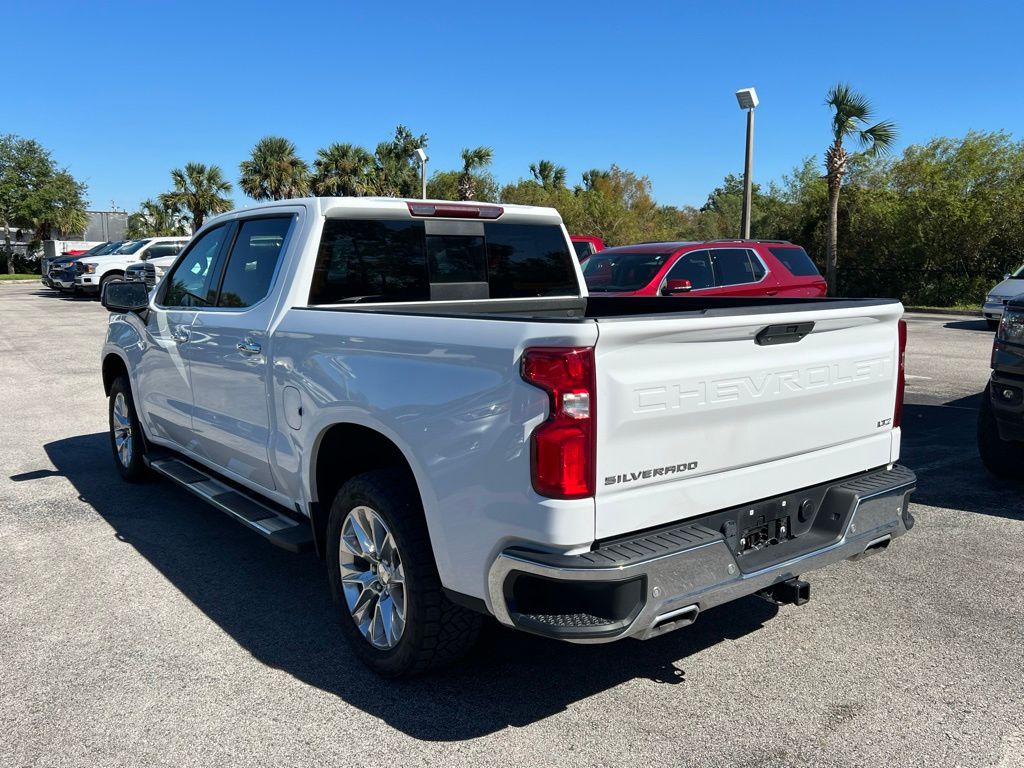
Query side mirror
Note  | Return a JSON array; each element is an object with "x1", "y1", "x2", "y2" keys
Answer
[
  {"x1": 102, "y1": 281, "x2": 149, "y2": 314},
  {"x1": 1005, "y1": 274, "x2": 1012, "y2": 280},
  {"x1": 662, "y1": 278, "x2": 692, "y2": 295}
]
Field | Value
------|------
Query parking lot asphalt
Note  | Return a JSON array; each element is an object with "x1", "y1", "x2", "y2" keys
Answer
[{"x1": 1, "y1": 283, "x2": 1021, "y2": 768}]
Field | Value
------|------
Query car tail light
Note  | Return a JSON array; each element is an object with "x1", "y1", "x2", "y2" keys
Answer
[
  {"x1": 893, "y1": 319, "x2": 907, "y2": 428},
  {"x1": 521, "y1": 347, "x2": 595, "y2": 499},
  {"x1": 407, "y1": 202, "x2": 503, "y2": 219}
]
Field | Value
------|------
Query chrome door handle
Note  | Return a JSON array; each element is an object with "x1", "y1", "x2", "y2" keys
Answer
[
  {"x1": 237, "y1": 338, "x2": 262, "y2": 356},
  {"x1": 171, "y1": 327, "x2": 190, "y2": 344}
]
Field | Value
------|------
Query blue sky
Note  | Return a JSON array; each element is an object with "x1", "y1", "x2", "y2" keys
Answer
[{"x1": 6, "y1": 1, "x2": 1023, "y2": 212}]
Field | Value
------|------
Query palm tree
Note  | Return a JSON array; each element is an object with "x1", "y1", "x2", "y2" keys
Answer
[
  {"x1": 529, "y1": 159, "x2": 567, "y2": 190},
  {"x1": 126, "y1": 199, "x2": 189, "y2": 238},
  {"x1": 457, "y1": 146, "x2": 493, "y2": 201},
  {"x1": 239, "y1": 136, "x2": 310, "y2": 201},
  {"x1": 161, "y1": 162, "x2": 233, "y2": 233},
  {"x1": 312, "y1": 143, "x2": 374, "y2": 197},
  {"x1": 824, "y1": 84, "x2": 897, "y2": 295}
]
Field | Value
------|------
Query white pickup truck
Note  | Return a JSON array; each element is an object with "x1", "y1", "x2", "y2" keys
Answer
[
  {"x1": 76, "y1": 236, "x2": 190, "y2": 295},
  {"x1": 99, "y1": 197, "x2": 916, "y2": 676}
]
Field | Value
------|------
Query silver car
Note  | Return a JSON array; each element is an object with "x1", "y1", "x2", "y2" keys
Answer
[{"x1": 983, "y1": 264, "x2": 1024, "y2": 329}]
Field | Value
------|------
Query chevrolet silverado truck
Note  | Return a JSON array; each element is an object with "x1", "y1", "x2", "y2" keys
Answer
[{"x1": 99, "y1": 197, "x2": 916, "y2": 676}]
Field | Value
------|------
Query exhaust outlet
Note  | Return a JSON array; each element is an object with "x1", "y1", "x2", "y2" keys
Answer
[
  {"x1": 651, "y1": 604, "x2": 699, "y2": 632},
  {"x1": 851, "y1": 534, "x2": 892, "y2": 561}
]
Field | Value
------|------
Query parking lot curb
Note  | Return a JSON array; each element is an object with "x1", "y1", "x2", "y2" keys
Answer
[{"x1": 0, "y1": 279, "x2": 42, "y2": 284}]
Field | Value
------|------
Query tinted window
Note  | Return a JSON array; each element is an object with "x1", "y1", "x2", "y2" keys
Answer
[
  {"x1": 309, "y1": 219, "x2": 578, "y2": 304},
  {"x1": 116, "y1": 240, "x2": 150, "y2": 255},
  {"x1": 666, "y1": 250, "x2": 714, "y2": 290},
  {"x1": 145, "y1": 242, "x2": 184, "y2": 260},
  {"x1": 217, "y1": 218, "x2": 292, "y2": 308},
  {"x1": 162, "y1": 226, "x2": 229, "y2": 307},
  {"x1": 1012, "y1": 264, "x2": 1024, "y2": 279},
  {"x1": 427, "y1": 235, "x2": 487, "y2": 283},
  {"x1": 582, "y1": 251, "x2": 672, "y2": 292},
  {"x1": 310, "y1": 220, "x2": 428, "y2": 304},
  {"x1": 712, "y1": 248, "x2": 761, "y2": 286},
  {"x1": 573, "y1": 241, "x2": 595, "y2": 259},
  {"x1": 768, "y1": 246, "x2": 821, "y2": 277},
  {"x1": 485, "y1": 223, "x2": 578, "y2": 298}
]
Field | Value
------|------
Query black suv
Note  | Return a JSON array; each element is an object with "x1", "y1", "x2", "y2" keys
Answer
[{"x1": 978, "y1": 295, "x2": 1024, "y2": 478}]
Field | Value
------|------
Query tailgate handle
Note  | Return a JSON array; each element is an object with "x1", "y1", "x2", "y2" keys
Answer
[{"x1": 755, "y1": 322, "x2": 814, "y2": 346}]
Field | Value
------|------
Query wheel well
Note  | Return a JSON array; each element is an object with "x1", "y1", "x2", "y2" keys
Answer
[
  {"x1": 102, "y1": 354, "x2": 129, "y2": 395},
  {"x1": 311, "y1": 424, "x2": 418, "y2": 558}
]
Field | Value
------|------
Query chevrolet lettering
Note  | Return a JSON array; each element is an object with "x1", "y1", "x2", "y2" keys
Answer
[{"x1": 634, "y1": 357, "x2": 890, "y2": 413}]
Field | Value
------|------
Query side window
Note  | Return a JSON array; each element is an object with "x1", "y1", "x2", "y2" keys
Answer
[
  {"x1": 145, "y1": 242, "x2": 183, "y2": 260},
  {"x1": 768, "y1": 246, "x2": 821, "y2": 277},
  {"x1": 712, "y1": 248, "x2": 762, "y2": 286},
  {"x1": 216, "y1": 217, "x2": 293, "y2": 308},
  {"x1": 666, "y1": 250, "x2": 714, "y2": 290},
  {"x1": 309, "y1": 219, "x2": 428, "y2": 304},
  {"x1": 161, "y1": 226, "x2": 230, "y2": 307},
  {"x1": 749, "y1": 251, "x2": 766, "y2": 280}
]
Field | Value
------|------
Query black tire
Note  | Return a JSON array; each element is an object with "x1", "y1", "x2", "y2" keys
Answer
[
  {"x1": 326, "y1": 468, "x2": 482, "y2": 677},
  {"x1": 108, "y1": 375, "x2": 152, "y2": 483},
  {"x1": 977, "y1": 383, "x2": 1024, "y2": 480},
  {"x1": 987, "y1": 318, "x2": 1000, "y2": 331}
]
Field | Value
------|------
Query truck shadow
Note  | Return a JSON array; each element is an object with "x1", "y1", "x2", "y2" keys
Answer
[
  {"x1": 942, "y1": 319, "x2": 990, "y2": 332},
  {"x1": 899, "y1": 400, "x2": 1021, "y2": 518},
  {"x1": 37, "y1": 432, "x2": 778, "y2": 741}
]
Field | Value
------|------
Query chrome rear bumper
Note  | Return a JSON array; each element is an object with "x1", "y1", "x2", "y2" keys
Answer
[{"x1": 487, "y1": 465, "x2": 916, "y2": 643}]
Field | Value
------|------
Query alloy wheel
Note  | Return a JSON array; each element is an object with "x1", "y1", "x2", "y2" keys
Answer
[
  {"x1": 112, "y1": 392, "x2": 133, "y2": 468},
  {"x1": 338, "y1": 505, "x2": 407, "y2": 649}
]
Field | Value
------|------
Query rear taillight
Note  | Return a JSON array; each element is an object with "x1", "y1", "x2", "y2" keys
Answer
[
  {"x1": 521, "y1": 347, "x2": 595, "y2": 499},
  {"x1": 894, "y1": 319, "x2": 907, "y2": 428}
]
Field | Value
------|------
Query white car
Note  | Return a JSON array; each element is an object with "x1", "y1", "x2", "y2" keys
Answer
[
  {"x1": 982, "y1": 264, "x2": 1024, "y2": 329},
  {"x1": 76, "y1": 236, "x2": 190, "y2": 295},
  {"x1": 98, "y1": 197, "x2": 916, "y2": 676}
]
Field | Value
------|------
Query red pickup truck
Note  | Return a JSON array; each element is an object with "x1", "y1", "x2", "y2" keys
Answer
[
  {"x1": 581, "y1": 239, "x2": 827, "y2": 298},
  {"x1": 570, "y1": 235, "x2": 604, "y2": 260}
]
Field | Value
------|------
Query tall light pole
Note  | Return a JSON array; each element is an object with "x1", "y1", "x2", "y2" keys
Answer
[
  {"x1": 414, "y1": 148, "x2": 428, "y2": 200},
  {"x1": 735, "y1": 87, "x2": 758, "y2": 239}
]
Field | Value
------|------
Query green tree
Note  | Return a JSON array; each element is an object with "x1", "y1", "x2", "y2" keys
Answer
[
  {"x1": 126, "y1": 198, "x2": 189, "y2": 238},
  {"x1": 530, "y1": 159, "x2": 567, "y2": 190},
  {"x1": 427, "y1": 169, "x2": 500, "y2": 202},
  {"x1": 0, "y1": 134, "x2": 89, "y2": 272},
  {"x1": 160, "y1": 162, "x2": 232, "y2": 233},
  {"x1": 457, "y1": 146, "x2": 494, "y2": 200},
  {"x1": 824, "y1": 83, "x2": 897, "y2": 294},
  {"x1": 366, "y1": 125, "x2": 428, "y2": 198},
  {"x1": 312, "y1": 143, "x2": 374, "y2": 196},
  {"x1": 239, "y1": 136, "x2": 310, "y2": 201}
]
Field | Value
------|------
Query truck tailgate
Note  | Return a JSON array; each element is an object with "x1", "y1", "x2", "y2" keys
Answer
[{"x1": 593, "y1": 301, "x2": 903, "y2": 539}]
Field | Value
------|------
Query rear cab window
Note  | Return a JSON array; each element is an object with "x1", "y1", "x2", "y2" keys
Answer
[
  {"x1": 309, "y1": 218, "x2": 579, "y2": 304},
  {"x1": 768, "y1": 246, "x2": 822, "y2": 277}
]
